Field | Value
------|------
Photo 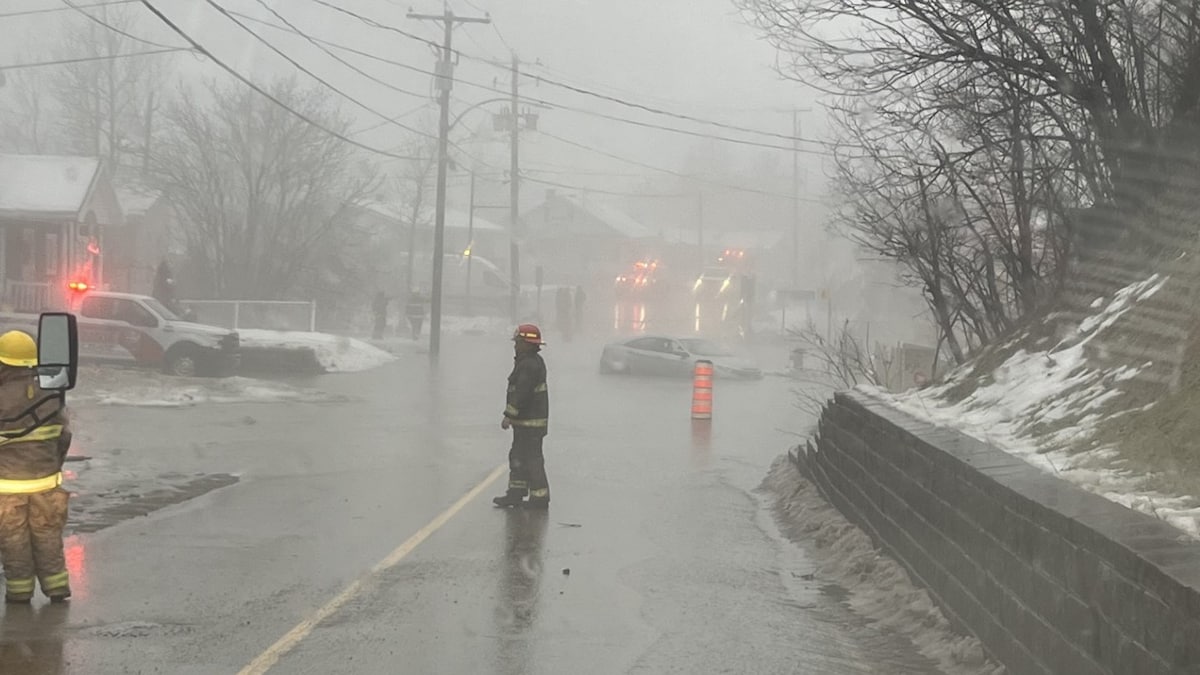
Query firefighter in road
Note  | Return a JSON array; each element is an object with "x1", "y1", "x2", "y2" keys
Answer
[
  {"x1": 494, "y1": 324, "x2": 551, "y2": 510},
  {"x1": 0, "y1": 331, "x2": 72, "y2": 603}
]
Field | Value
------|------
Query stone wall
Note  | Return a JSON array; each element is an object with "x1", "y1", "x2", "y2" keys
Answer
[{"x1": 796, "y1": 388, "x2": 1200, "y2": 675}]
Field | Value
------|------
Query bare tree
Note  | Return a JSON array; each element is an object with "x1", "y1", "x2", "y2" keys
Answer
[
  {"x1": 0, "y1": 68, "x2": 56, "y2": 154},
  {"x1": 153, "y1": 78, "x2": 379, "y2": 300},
  {"x1": 395, "y1": 133, "x2": 438, "y2": 294},
  {"x1": 790, "y1": 318, "x2": 882, "y2": 414},
  {"x1": 48, "y1": 6, "x2": 169, "y2": 174}
]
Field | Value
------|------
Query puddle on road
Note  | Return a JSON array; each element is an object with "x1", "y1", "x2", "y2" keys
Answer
[
  {"x1": 82, "y1": 621, "x2": 196, "y2": 639},
  {"x1": 69, "y1": 473, "x2": 239, "y2": 535}
]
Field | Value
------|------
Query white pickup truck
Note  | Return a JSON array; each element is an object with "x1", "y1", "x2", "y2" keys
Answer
[{"x1": 0, "y1": 291, "x2": 240, "y2": 377}]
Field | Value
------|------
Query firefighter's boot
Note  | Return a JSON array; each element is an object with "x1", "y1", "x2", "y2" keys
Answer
[
  {"x1": 524, "y1": 488, "x2": 550, "y2": 510},
  {"x1": 492, "y1": 491, "x2": 526, "y2": 508}
]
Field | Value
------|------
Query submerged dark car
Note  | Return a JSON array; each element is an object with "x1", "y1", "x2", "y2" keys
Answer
[{"x1": 599, "y1": 335, "x2": 763, "y2": 379}]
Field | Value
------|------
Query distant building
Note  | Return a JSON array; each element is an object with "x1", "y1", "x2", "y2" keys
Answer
[
  {"x1": 0, "y1": 154, "x2": 122, "y2": 311},
  {"x1": 109, "y1": 183, "x2": 177, "y2": 295},
  {"x1": 518, "y1": 189, "x2": 660, "y2": 287}
]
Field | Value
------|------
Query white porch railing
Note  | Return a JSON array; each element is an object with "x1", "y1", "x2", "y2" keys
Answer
[
  {"x1": 178, "y1": 300, "x2": 318, "y2": 332},
  {"x1": 2, "y1": 281, "x2": 54, "y2": 313}
]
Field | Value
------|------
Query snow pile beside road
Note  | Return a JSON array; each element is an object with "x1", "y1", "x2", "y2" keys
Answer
[
  {"x1": 764, "y1": 458, "x2": 1002, "y2": 675},
  {"x1": 238, "y1": 329, "x2": 395, "y2": 373},
  {"x1": 873, "y1": 274, "x2": 1200, "y2": 537},
  {"x1": 75, "y1": 374, "x2": 344, "y2": 408}
]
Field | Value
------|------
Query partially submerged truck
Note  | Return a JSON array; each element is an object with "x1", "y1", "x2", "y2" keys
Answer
[{"x1": 0, "y1": 290, "x2": 239, "y2": 377}]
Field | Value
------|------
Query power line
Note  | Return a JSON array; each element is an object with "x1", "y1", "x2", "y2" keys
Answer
[
  {"x1": 246, "y1": 1, "x2": 429, "y2": 102},
  {"x1": 537, "y1": 129, "x2": 824, "y2": 202},
  {"x1": 519, "y1": 174, "x2": 693, "y2": 199},
  {"x1": 62, "y1": 0, "x2": 186, "y2": 50},
  {"x1": 247, "y1": 6, "x2": 831, "y2": 156},
  {"x1": 311, "y1": 0, "x2": 447, "y2": 53},
  {"x1": 316, "y1": 4, "x2": 825, "y2": 145},
  {"x1": 520, "y1": 70, "x2": 824, "y2": 146},
  {"x1": 350, "y1": 100, "x2": 435, "y2": 137},
  {"x1": 0, "y1": 0, "x2": 135, "y2": 18},
  {"x1": 137, "y1": 0, "x2": 422, "y2": 161},
  {"x1": 0, "y1": 46, "x2": 189, "y2": 72},
  {"x1": 205, "y1": 0, "x2": 438, "y2": 142}
]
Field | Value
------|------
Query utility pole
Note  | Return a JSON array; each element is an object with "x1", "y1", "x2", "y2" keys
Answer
[
  {"x1": 791, "y1": 107, "x2": 812, "y2": 290},
  {"x1": 508, "y1": 53, "x2": 521, "y2": 324},
  {"x1": 466, "y1": 168, "x2": 475, "y2": 316},
  {"x1": 408, "y1": 8, "x2": 490, "y2": 359}
]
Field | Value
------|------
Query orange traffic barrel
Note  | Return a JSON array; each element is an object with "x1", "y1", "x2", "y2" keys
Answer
[{"x1": 691, "y1": 359, "x2": 713, "y2": 420}]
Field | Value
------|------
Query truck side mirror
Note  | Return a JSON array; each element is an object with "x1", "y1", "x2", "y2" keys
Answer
[{"x1": 37, "y1": 313, "x2": 78, "y2": 391}]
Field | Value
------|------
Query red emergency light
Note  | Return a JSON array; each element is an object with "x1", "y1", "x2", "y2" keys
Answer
[{"x1": 68, "y1": 281, "x2": 89, "y2": 292}]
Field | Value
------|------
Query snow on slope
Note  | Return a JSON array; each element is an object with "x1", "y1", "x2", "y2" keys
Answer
[{"x1": 871, "y1": 274, "x2": 1200, "y2": 537}]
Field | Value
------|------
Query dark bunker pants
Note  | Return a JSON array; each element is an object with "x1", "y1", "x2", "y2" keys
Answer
[{"x1": 505, "y1": 427, "x2": 549, "y2": 501}]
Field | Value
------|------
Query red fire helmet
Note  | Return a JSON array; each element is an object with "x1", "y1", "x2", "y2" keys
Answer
[{"x1": 513, "y1": 323, "x2": 545, "y2": 345}]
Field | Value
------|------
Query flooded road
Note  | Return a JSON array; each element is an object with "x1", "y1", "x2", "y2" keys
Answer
[{"x1": 0, "y1": 330, "x2": 941, "y2": 674}]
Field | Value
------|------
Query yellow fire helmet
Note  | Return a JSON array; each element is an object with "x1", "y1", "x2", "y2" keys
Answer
[{"x1": 0, "y1": 331, "x2": 37, "y2": 368}]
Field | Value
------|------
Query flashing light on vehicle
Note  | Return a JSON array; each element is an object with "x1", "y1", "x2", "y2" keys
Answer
[
  {"x1": 462, "y1": 246, "x2": 472, "y2": 257},
  {"x1": 67, "y1": 281, "x2": 90, "y2": 293}
]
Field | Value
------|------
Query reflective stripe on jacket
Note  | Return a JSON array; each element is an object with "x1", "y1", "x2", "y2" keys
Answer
[
  {"x1": 505, "y1": 352, "x2": 549, "y2": 430},
  {"x1": 0, "y1": 368, "x2": 71, "y2": 481},
  {"x1": 0, "y1": 472, "x2": 62, "y2": 494}
]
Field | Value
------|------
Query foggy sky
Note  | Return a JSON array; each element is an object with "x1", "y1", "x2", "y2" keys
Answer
[{"x1": 0, "y1": 0, "x2": 831, "y2": 242}]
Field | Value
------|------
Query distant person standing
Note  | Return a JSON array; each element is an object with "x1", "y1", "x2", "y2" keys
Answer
[
  {"x1": 555, "y1": 287, "x2": 572, "y2": 342},
  {"x1": 372, "y1": 291, "x2": 389, "y2": 340},
  {"x1": 153, "y1": 260, "x2": 176, "y2": 308},
  {"x1": 406, "y1": 289, "x2": 427, "y2": 340},
  {"x1": 573, "y1": 285, "x2": 586, "y2": 334}
]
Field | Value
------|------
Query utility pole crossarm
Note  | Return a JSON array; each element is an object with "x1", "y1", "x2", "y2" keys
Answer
[{"x1": 407, "y1": 12, "x2": 491, "y2": 24}]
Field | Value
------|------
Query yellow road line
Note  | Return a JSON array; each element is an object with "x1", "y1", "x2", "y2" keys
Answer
[{"x1": 238, "y1": 463, "x2": 508, "y2": 675}]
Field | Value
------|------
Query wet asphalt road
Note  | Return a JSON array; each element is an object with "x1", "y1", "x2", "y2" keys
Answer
[{"x1": 0, "y1": 329, "x2": 941, "y2": 675}]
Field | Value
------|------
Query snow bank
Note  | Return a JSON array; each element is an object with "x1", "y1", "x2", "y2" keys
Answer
[
  {"x1": 75, "y1": 375, "x2": 344, "y2": 408},
  {"x1": 873, "y1": 274, "x2": 1200, "y2": 537},
  {"x1": 238, "y1": 329, "x2": 395, "y2": 373},
  {"x1": 763, "y1": 457, "x2": 1002, "y2": 675}
]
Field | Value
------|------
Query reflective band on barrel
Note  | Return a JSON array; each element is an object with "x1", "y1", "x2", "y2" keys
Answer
[
  {"x1": 0, "y1": 472, "x2": 62, "y2": 495},
  {"x1": 692, "y1": 360, "x2": 713, "y2": 420}
]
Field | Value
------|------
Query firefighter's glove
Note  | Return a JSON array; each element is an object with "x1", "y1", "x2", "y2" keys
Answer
[{"x1": 501, "y1": 417, "x2": 512, "y2": 430}]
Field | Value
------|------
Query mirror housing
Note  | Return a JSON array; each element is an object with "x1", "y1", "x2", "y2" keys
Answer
[{"x1": 37, "y1": 313, "x2": 78, "y2": 391}]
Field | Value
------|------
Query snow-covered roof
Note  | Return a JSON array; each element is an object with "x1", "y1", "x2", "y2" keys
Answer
[
  {"x1": 558, "y1": 194, "x2": 657, "y2": 239},
  {"x1": 360, "y1": 201, "x2": 505, "y2": 232},
  {"x1": 0, "y1": 154, "x2": 103, "y2": 219}
]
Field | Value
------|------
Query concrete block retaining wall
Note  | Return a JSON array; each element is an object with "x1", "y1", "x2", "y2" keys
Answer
[{"x1": 795, "y1": 389, "x2": 1200, "y2": 675}]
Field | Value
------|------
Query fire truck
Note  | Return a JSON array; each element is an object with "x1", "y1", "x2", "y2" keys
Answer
[
  {"x1": 614, "y1": 258, "x2": 668, "y2": 300},
  {"x1": 691, "y1": 249, "x2": 757, "y2": 338}
]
